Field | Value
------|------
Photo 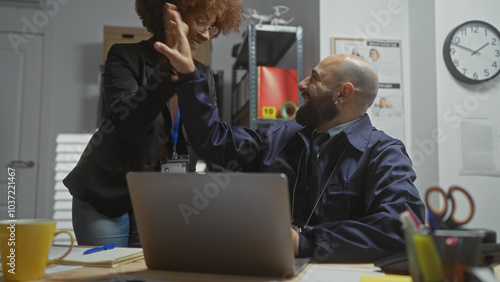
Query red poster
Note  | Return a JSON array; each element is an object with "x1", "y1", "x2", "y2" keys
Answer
[{"x1": 257, "y1": 66, "x2": 298, "y2": 119}]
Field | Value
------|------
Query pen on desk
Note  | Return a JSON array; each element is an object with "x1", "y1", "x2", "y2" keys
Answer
[{"x1": 83, "y1": 243, "x2": 117, "y2": 255}]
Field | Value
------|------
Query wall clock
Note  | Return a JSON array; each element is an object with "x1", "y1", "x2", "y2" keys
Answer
[{"x1": 443, "y1": 20, "x2": 500, "y2": 84}]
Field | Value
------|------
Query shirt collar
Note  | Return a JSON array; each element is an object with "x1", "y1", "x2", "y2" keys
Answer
[
  {"x1": 325, "y1": 117, "x2": 361, "y2": 138},
  {"x1": 311, "y1": 114, "x2": 374, "y2": 152},
  {"x1": 311, "y1": 116, "x2": 361, "y2": 140},
  {"x1": 342, "y1": 114, "x2": 374, "y2": 152}
]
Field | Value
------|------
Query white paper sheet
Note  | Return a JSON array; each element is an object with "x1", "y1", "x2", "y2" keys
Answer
[
  {"x1": 459, "y1": 116, "x2": 500, "y2": 177},
  {"x1": 46, "y1": 245, "x2": 84, "y2": 274},
  {"x1": 300, "y1": 265, "x2": 383, "y2": 282}
]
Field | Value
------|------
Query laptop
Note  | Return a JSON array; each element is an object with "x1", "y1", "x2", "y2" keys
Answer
[{"x1": 126, "y1": 172, "x2": 309, "y2": 278}]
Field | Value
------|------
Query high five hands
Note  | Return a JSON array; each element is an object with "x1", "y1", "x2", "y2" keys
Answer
[{"x1": 154, "y1": 3, "x2": 196, "y2": 75}]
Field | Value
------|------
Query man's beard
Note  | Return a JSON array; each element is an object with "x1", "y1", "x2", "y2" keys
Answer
[{"x1": 295, "y1": 93, "x2": 338, "y2": 128}]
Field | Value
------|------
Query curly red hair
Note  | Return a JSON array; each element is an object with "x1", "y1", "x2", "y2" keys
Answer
[{"x1": 136, "y1": 0, "x2": 243, "y2": 38}]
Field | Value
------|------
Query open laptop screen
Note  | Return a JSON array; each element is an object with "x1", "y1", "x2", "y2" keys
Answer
[{"x1": 126, "y1": 172, "x2": 300, "y2": 278}]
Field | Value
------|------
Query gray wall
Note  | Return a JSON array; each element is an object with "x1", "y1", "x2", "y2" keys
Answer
[
  {"x1": 1, "y1": 0, "x2": 143, "y2": 217},
  {"x1": 407, "y1": 1, "x2": 439, "y2": 194}
]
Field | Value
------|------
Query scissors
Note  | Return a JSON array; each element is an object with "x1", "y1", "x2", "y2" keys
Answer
[{"x1": 425, "y1": 186, "x2": 475, "y2": 230}]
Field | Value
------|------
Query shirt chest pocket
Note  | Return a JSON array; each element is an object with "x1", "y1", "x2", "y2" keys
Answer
[{"x1": 320, "y1": 181, "x2": 364, "y2": 221}]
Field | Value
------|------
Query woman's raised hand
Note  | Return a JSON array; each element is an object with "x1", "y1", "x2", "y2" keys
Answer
[{"x1": 154, "y1": 3, "x2": 195, "y2": 74}]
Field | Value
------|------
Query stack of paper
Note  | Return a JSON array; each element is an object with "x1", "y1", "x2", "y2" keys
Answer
[{"x1": 59, "y1": 247, "x2": 144, "y2": 268}]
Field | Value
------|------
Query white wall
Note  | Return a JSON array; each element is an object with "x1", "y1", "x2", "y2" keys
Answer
[
  {"x1": 435, "y1": 0, "x2": 500, "y2": 236},
  {"x1": 320, "y1": 0, "x2": 500, "y2": 238},
  {"x1": 319, "y1": 0, "x2": 413, "y2": 149},
  {"x1": 318, "y1": 1, "x2": 417, "y2": 181}
]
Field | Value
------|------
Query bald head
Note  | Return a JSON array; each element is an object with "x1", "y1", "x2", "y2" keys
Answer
[
  {"x1": 296, "y1": 54, "x2": 380, "y2": 130},
  {"x1": 321, "y1": 54, "x2": 379, "y2": 111}
]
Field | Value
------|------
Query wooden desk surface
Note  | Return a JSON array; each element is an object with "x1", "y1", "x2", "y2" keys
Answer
[
  {"x1": 1, "y1": 260, "x2": 498, "y2": 281},
  {"x1": 0, "y1": 260, "x2": 379, "y2": 282}
]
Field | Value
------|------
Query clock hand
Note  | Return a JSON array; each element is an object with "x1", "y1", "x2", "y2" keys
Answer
[
  {"x1": 471, "y1": 42, "x2": 489, "y2": 56},
  {"x1": 450, "y1": 42, "x2": 496, "y2": 66},
  {"x1": 450, "y1": 42, "x2": 476, "y2": 54}
]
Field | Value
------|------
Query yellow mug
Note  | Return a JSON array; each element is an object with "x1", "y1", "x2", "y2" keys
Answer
[{"x1": 0, "y1": 219, "x2": 74, "y2": 281}]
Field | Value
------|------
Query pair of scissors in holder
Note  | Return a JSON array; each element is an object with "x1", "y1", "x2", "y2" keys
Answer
[{"x1": 425, "y1": 186, "x2": 474, "y2": 230}]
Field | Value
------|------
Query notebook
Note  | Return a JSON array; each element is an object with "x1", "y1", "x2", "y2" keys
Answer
[
  {"x1": 59, "y1": 246, "x2": 143, "y2": 268},
  {"x1": 126, "y1": 172, "x2": 309, "y2": 278}
]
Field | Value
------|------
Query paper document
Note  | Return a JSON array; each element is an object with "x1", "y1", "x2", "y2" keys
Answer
[
  {"x1": 459, "y1": 116, "x2": 500, "y2": 176},
  {"x1": 300, "y1": 265, "x2": 383, "y2": 281}
]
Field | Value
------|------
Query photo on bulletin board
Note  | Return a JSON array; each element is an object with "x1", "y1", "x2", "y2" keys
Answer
[
  {"x1": 332, "y1": 37, "x2": 406, "y2": 143},
  {"x1": 333, "y1": 38, "x2": 365, "y2": 58}
]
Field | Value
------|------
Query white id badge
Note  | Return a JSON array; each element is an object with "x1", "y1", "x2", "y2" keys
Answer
[{"x1": 160, "y1": 155, "x2": 189, "y2": 173}]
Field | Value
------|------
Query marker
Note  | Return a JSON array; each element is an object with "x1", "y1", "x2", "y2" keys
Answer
[
  {"x1": 83, "y1": 243, "x2": 117, "y2": 255},
  {"x1": 413, "y1": 231, "x2": 444, "y2": 282},
  {"x1": 400, "y1": 211, "x2": 418, "y2": 233},
  {"x1": 405, "y1": 209, "x2": 422, "y2": 230}
]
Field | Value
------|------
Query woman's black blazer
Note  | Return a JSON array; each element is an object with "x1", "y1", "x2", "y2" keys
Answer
[{"x1": 63, "y1": 36, "x2": 217, "y2": 217}]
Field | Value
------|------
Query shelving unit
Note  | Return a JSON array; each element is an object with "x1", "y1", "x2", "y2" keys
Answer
[{"x1": 231, "y1": 24, "x2": 304, "y2": 129}]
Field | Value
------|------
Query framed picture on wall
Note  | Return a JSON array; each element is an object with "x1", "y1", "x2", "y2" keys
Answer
[{"x1": 332, "y1": 38, "x2": 406, "y2": 143}]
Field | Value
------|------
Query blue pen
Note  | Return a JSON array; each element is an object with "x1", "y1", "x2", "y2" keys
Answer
[
  {"x1": 83, "y1": 243, "x2": 117, "y2": 255},
  {"x1": 427, "y1": 207, "x2": 438, "y2": 232},
  {"x1": 427, "y1": 208, "x2": 445, "y2": 255}
]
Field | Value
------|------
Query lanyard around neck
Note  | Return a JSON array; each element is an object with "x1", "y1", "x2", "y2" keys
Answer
[
  {"x1": 168, "y1": 103, "x2": 181, "y2": 156},
  {"x1": 291, "y1": 143, "x2": 349, "y2": 229}
]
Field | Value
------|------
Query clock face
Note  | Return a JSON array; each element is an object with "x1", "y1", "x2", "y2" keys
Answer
[{"x1": 443, "y1": 20, "x2": 500, "y2": 84}]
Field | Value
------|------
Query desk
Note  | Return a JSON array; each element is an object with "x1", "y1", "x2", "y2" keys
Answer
[
  {"x1": 1, "y1": 260, "x2": 499, "y2": 281},
  {"x1": 0, "y1": 260, "x2": 380, "y2": 282}
]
